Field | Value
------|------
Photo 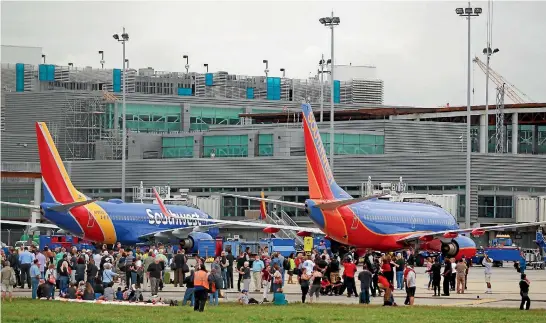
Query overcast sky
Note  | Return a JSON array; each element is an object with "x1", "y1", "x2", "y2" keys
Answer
[{"x1": 2, "y1": 0, "x2": 545, "y2": 107}]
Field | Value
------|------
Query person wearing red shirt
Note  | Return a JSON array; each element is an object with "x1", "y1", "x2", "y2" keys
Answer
[
  {"x1": 342, "y1": 257, "x2": 358, "y2": 298},
  {"x1": 378, "y1": 273, "x2": 396, "y2": 306}
]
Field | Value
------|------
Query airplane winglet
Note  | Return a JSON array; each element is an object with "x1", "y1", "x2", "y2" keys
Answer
[
  {"x1": 152, "y1": 187, "x2": 171, "y2": 218},
  {"x1": 47, "y1": 199, "x2": 98, "y2": 212},
  {"x1": 314, "y1": 194, "x2": 386, "y2": 210}
]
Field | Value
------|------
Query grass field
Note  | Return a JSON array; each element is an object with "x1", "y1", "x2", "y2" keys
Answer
[{"x1": 1, "y1": 299, "x2": 545, "y2": 323}]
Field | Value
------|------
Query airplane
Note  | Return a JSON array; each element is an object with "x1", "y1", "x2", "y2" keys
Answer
[
  {"x1": 0, "y1": 122, "x2": 324, "y2": 253},
  {"x1": 149, "y1": 103, "x2": 546, "y2": 260}
]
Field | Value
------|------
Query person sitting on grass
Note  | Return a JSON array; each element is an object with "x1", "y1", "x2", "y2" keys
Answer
[
  {"x1": 67, "y1": 282, "x2": 77, "y2": 299},
  {"x1": 273, "y1": 287, "x2": 288, "y2": 305},
  {"x1": 238, "y1": 289, "x2": 259, "y2": 305},
  {"x1": 37, "y1": 279, "x2": 52, "y2": 300},
  {"x1": 103, "y1": 282, "x2": 114, "y2": 301}
]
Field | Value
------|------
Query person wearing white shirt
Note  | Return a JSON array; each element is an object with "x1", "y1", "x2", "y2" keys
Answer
[
  {"x1": 483, "y1": 254, "x2": 493, "y2": 294},
  {"x1": 406, "y1": 265, "x2": 417, "y2": 305},
  {"x1": 302, "y1": 257, "x2": 315, "y2": 276}
]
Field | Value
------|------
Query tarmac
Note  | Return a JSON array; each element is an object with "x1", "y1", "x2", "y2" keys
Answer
[{"x1": 11, "y1": 262, "x2": 546, "y2": 308}]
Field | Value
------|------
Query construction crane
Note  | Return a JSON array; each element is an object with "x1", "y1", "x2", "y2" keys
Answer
[{"x1": 473, "y1": 56, "x2": 534, "y2": 104}]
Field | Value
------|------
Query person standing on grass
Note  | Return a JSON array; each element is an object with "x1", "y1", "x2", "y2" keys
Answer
[
  {"x1": 519, "y1": 273, "x2": 531, "y2": 310},
  {"x1": 405, "y1": 264, "x2": 416, "y2": 306},
  {"x1": 146, "y1": 257, "x2": 162, "y2": 297},
  {"x1": 1, "y1": 261, "x2": 15, "y2": 302},
  {"x1": 358, "y1": 264, "x2": 372, "y2": 304},
  {"x1": 343, "y1": 256, "x2": 358, "y2": 298},
  {"x1": 308, "y1": 266, "x2": 323, "y2": 303},
  {"x1": 193, "y1": 264, "x2": 209, "y2": 312},
  {"x1": 483, "y1": 254, "x2": 493, "y2": 294},
  {"x1": 251, "y1": 255, "x2": 264, "y2": 292}
]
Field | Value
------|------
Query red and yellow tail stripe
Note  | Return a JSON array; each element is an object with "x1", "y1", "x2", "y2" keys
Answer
[
  {"x1": 36, "y1": 122, "x2": 117, "y2": 244},
  {"x1": 259, "y1": 191, "x2": 267, "y2": 220}
]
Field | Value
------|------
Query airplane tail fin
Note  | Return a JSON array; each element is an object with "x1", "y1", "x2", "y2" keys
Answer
[
  {"x1": 301, "y1": 103, "x2": 351, "y2": 200},
  {"x1": 36, "y1": 122, "x2": 86, "y2": 204},
  {"x1": 259, "y1": 191, "x2": 267, "y2": 220}
]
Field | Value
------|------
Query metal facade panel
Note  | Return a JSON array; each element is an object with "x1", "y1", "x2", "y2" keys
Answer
[
  {"x1": 66, "y1": 153, "x2": 468, "y2": 189},
  {"x1": 0, "y1": 133, "x2": 39, "y2": 162}
]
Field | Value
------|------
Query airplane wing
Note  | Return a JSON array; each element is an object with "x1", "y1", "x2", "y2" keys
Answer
[
  {"x1": 397, "y1": 221, "x2": 546, "y2": 244},
  {"x1": 157, "y1": 215, "x2": 323, "y2": 234},
  {"x1": 0, "y1": 201, "x2": 40, "y2": 209},
  {"x1": 153, "y1": 189, "x2": 321, "y2": 234},
  {"x1": 219, "y1": 193, "x2": 306, "y2": 209},
  {"x1": 138, "y1": 222, "x2": 251, "y2": 239},
  {"x1": 220, "y1": 193, "x2": 387, "y2": 210},
  {"x1": 0, "y1": 220, "x2": 59, "y2": 229}
]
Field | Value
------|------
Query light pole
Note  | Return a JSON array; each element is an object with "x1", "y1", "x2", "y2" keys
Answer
[
  {"x1": 204, "y1": 63, "x2": 209, "y2": 73},
  {"x1": 318, "y1": 56, "x2": 331, "y2": 123},
  {"x1": 68, "y1": 62, "x2": 73, "y2": 69},
  {"x1": 183, "y1": 55, "x2": 189, "y2": 73},
  {"x1": 98, "y1": 50, "x2": 105, "y2": 69},
  {"x1": 280, "y1": 68, "x2": 286, "y2": 78},
  {"x1": 113, "y1": 28, "x2": 129, "y2": 201},
  {"x1": 456, "y1": 3, "x2": 481, "y2": 229},
  {"x1": 125, "y1": 58, "x2": 130, "y2": 69},
  {"x1": 319, "y1": 12, "x2": 340, "y2": 171},
  {"x1": 263, "y1": 60, "x2": 269, "y2": 78},
  {"x1": 41, "y1": 54, "x2": 46, "y2": 64},
  {"x1": 482, "y1": 46, "x2": 499, "y2": 153}
]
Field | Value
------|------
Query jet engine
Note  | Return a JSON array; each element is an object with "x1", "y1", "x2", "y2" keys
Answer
[
  {"x1": 441, "y1": 240, "x2": 460, "y2": 258},
  {"x1": 179, "y1": 232, "x2": 213, "y2": 254}
]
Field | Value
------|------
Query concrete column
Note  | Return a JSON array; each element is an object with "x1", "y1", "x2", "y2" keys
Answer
[
  {"x1": 193, "y1": 133, "x2": 203, "y2": 158},
  {"x1": 247, "y1": 132, "x2": 256, "y2": 157},
  {"x1": 512, "y1": 112, "x2": 518, "y2": 154},
  {"x1": 182, "y1": 103, "x2": 191, "y2": 132},
  {"x1": 31, "y1": 178, "x2": 42, "y2": 223},
  {"x1": 532, "y1": 125, "x2": 539, "y2": 154},
  {"x1": 479, "y1": 114, "x2": 487, "y2": 153}
]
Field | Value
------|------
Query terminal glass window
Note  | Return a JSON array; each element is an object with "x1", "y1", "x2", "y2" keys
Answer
[
  {"x1": 203, "y1": 135, "x2": 248, "y2": 157},
  {"x1": 162, "y1": 137, "x2": 194, "y2": 158},
  {"x1": 321, "y1": 133, "x2": 384, "y2": 155},
  {"x1": 106, "y1": 103, "x2": 181, "y2": 132},
  {"x1": 190, "y1": 106, "x2": 244, "y2": 131},
  {"x1": 258, "y1": 134, "x2": 273, "y2": 156},
  {"x1": 538, "y1": 126, "x2": 546, "y2": 154},
  {"x1": 519, "y1": 125, "x2": 533, "y2": 154},
  {"x1": 478, "y1": 195, "x2": 513, "y2": 219}
]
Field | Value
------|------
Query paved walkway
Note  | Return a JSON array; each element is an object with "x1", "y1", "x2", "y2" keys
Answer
[{"x1": 12, "y1": 263, "x2": 546, "y2": 308}]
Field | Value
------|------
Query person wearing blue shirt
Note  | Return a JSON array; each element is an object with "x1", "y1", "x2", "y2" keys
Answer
[
  {"x1": 18, "y1": 247, "x2": 34, "y2": 289},
  {"x1": 30, "y1": 259, "x2": 41, "y2": 299},
  {"x1": 251, "y1": 255, "x2": 264, "y2": 292}
]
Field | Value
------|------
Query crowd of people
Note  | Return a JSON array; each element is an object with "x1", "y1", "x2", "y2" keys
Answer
[{"x1": 0, "y1": 241, "x2": 533, "y2": 311}]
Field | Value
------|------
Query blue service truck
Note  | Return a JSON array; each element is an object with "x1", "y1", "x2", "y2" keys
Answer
[{"x1": 482, "y1": 247, "x2": 521, "y2": 267}]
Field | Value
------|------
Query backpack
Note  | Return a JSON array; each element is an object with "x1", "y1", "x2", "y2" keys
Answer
[
  {"x1": 9, "y1": 268, "x2": 16, "y2": 286},
  {"x1": 283, "y1": 258, "x2": 290, "y2": 271}
]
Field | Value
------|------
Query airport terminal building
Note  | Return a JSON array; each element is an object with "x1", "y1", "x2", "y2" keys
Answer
[{"x1": 2, "y1": 46, "x2": 546, "y2": 247}]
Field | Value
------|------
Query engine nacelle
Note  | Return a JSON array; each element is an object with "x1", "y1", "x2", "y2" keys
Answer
[
  {"x1": 441, "y1": 240, "x2": 460, "y2": 258},
  {"x1": 179, "y1": 232, "x2": 213, "y2": 254},
  {"x1": 440, "y1": 236, "x2": 477, "y2": 260}
]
